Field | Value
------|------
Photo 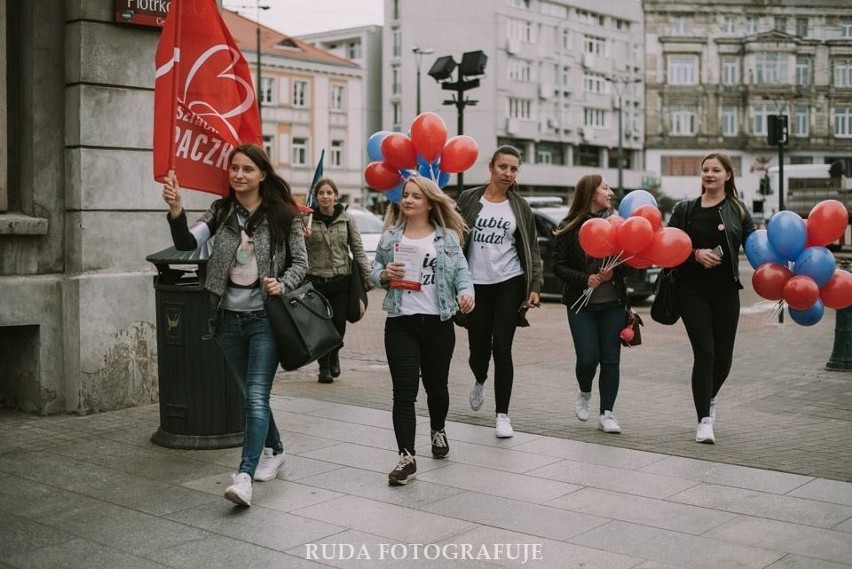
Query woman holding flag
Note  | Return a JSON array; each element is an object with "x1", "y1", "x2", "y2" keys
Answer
[
  {"x1": 303, "y1": 177, "x2": 372, "y2": 383},
  {"x1": 162, "y1": 144, "x2": 307, "y2": 507},
  {"x1": 551, "y1": 175, "x2": 629, "y2": 434}
]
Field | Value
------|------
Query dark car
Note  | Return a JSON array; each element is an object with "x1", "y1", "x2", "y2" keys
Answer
[{"x1": 532, "y1": 206, "x2": 659, "y2": 301}]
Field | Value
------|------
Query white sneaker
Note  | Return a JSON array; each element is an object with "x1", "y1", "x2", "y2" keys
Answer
[
  {"x1": 495, "y1": 413, "x2": 514, "y2": 438},
  {"x1": 254, "y1": 448, "x2": 285, "y2": 482},
  {"x1": 696, "y1": 417, "x2": 715, "y2": 444},
  {"x1": 469, "y1": 381, "x2": 485, "y2": 411},
  {"x1": 709, "y1": 397, "x2": 717, "y2": 421},
  {"x1": 224, "y1": 472, "x2": 252, "y2": 506},
  {"x1": 574, "y1": 391, "x2": 591, "y2": 422},
  {"x1": 597, "y1": 410, "x2": 622, "y2": 433}
]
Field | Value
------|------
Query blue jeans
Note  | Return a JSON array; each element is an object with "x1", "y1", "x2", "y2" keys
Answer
[
  {"x1": 566, "y1": 300, "x2": 624, "y2": 414},
  {"x1": 216, "y1": 310, "x2": 283, "y2": 478}
]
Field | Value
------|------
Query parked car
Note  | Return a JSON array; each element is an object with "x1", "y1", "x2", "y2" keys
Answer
[
  {"x1": 531, "y1": 206, "x2": 660, "y2": 301},
  {"x1": 346, "y1": 207, "x2": 384, "y2": 265}
]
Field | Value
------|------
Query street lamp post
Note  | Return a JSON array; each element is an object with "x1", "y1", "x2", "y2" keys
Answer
[
  {"x1": 428, "y1": 51, "x2": 487, "y2": 194},
  {"x1": 229, "y1": 3, "x2": 269, "y2": 118},
  {"x1": 412, "y1": 46, "x2": 434, "y2": 116},
  {"x1": 605, "y1": 75, "x2": 641, "y2": 200}
]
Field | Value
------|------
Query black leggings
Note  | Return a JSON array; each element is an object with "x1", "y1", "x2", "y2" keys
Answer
[
  {"x1": 466, "y1": 275, "x2": 526, "y2": 415},
  {"x1": 678, "y1": 281, "x2": 740, "y2": 420},
  {"x1": 385, "y1": 315, "x2": 455, "y2": 455},
  {"x1": 309, "y1": 275, "x2": 349, "y2": 341}
]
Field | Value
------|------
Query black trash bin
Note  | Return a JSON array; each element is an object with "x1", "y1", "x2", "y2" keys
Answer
[{"x1": 147, "y1": 244, "x2": 244, "y2": 449}]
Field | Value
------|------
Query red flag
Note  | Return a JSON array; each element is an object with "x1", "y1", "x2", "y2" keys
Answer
[{"x1": 153, "y1": 0, "x2": 262, "y2": 196}]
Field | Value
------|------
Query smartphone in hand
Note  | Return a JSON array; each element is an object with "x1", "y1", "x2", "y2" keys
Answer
[{"x1": 712, "y1": 245, "x2": 724, "y2": 257}]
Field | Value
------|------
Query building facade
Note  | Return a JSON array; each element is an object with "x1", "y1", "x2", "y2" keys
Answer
[
  {"x1": 384, "y1": 0, "x2": 649, "y2": 199},
  {"x1": 644, "y1": 0, "x2": 852, "y2": 219}
]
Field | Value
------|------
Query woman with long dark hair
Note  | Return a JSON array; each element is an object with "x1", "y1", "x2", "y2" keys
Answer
[{"x1": 162, "y1": 144, "x2": 307, "y2": 506}]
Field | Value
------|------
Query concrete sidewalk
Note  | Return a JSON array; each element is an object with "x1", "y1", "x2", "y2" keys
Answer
[{"x1": 2, "y1": 395, "x2": 851, "y2": 569}]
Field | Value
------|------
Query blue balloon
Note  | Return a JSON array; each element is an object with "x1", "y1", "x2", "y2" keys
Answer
[
  {"x1": 767, "y1": 210, "x2": 807, "y2": 261},
  {"x1": 437, "y1": 170, "x2": 451, "y2": 189},
  {"x1": 417, "y1": 161, "x2": 435, "y2": 179},
  {"x1": 384, "y1": 180, "x2": 404, "y2": 204},
  {"x1": 788, "y1": 299, "x2": 824, "y2": 326},
  {"x1": 618, "y1": 190, "x2": 657, "y2": 218},
  {"x1": 367, "y1": 131, "x2": 391, "y2": 161},
  {"x1": 793, "y1": 246, "x2": 836, "y2": 288},
  {"x1": 745, "y1": 230, "x2": 787, "y2": 269}
]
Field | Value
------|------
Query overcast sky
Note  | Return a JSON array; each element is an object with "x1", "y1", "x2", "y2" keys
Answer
[{"x1": 223, "y1": 0, "x2": 384, "y2": 37}]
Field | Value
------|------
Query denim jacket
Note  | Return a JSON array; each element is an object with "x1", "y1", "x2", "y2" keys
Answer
[{"x1": 369, "y1": 223, "x2": 474, "y2": 321}]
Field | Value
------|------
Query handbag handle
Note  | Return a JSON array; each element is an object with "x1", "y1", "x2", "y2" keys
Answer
[{"x1": 287, "y1": 289, "x2": 335, "y2": 320}]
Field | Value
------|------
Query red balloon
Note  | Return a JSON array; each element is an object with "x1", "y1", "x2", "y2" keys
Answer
[
  {"x1": 783, "y1": 275, "x2": 820, "y2": 310},
  {"x1": 578, "y1": 218, "x2": 618, "y2": 258},
  {"x1": 624, "y1": 255, "x2": 653, "y2": 269},
  {"x1": 364, "y1": 161, "x2": 402, "y2": 191},
  {"x1": 645, "y1": 227, "x2": 692, "y2": 268},
  {"x1": 381, "y1": 133, "x2": 417, "y2": 170},
  {"x1": 752, "y1": 262, "x2": 793, "y2": 301},
  {"x1": 820, "y1": 270, "x2": 852, "y2": 309},
  {"x1": 619, "y1": 327, "x2": 634, "y2": 342},
  {"x1": 632, "y1": 204, "x2": 662, "y2": 232},
  {"x1": 606, "y1": 214, "x2": 625, "y2": 229},
  {"x1": 807, "y1": 200, "x2": 849, "y2": 247},
  {"x1": 440, "y1": 135, "x2": 479, "y2": 174},
  {"x1": 409, "y1": 112, "x2": 447, "y2": 163},
  {"x1": 617, "y1": 216, "x2": 654, "y2": 255}
]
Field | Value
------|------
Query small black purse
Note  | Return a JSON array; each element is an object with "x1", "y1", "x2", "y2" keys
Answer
[{"x1": 650, "y1": 268, "x2": 680, "y2": 325}]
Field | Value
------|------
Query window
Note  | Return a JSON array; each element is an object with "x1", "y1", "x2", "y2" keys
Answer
[
  {"x1": 293, "y1": 80, "x2": 308, "y2": 107},
  {"x1": 508, "y1": 58, "x2": 532, "y2": 82},
  {"x1": 583, "y1": 73, "x2": 606, "y2": 94},
  {"x1": 796, "y1": 56, "x2": 811, "y2": 86},
  {"x1": 774, "y1": 16, "x2": 786, "y2": 33},
  {"x1": 561, "y1": 28, "x2": 570, "y2": 50},
  {"x1": 722, "y1": 106, "x2": 737, "y2": 136},
  {"x1": 584, "y1": 108, "x2": 606, "y2": 127},
  {"x1": 507, "y1": 18, "x2": 533, "y2": 43},
  {"x1": 842, "y1": 20, "x2": 852, "y2": 38},
  {"x1": 509, "y1": 0, "x2": 529, "y2": 8},
  {"x1": 536, "y1": 149, "x2": 552, "y2": 164},
  {"x1": 722, "y1": 16, "x2": 735, "y2": 34},
  {"x1": 583, "y1": 35, "x2": 605, "y2": 56},
  {"x1": 330, "y1": 140, "x2": 343, "y2": 167},
  {"x1": 672, "y1": 16, "x2": 689, "y2": 36},
  {"x1": 752, "y1": 104, "x2": 772, "y2": 136},
  {"x1": 541, "y1": 1, "x2": 567, "y2": 18},
  {"x1": 263, "y1": 136, "x2": 274, "y2": 161},
  {"x1": 661, "y1": 156, "x2": 702, "y2": 176},
  {"x1": 576, "y1": 9, "x2": 603, "y2": 27},
  {"x1": 722, "y1": 57, "x2": 739, "y2": 85},
  {"x1": 508, "y1": 97, "x2": 531, "y2": 119},
  {"x1": 754, "y1": 52, "x2": 788, "y2": 84},
  {"x1": 796, "y1": 17, "x2": 808, "y2": 37},
  {"x1": 330, "y1": 85, "x2": 345, "y2": 110},
  {"x1": 668, "y1": 55, "x2": 698, "y2": 85},
  {"x1": 670, "y1": 105, "x2": 696, "y2": 135},
  {"x1": 259, "y1": 77, "x2": 274, "y2": 105},
  {"x1": 559, "y1": 65, "x2": 570, "y2": 87},
  {"x1": 391, "y1": 65, "x2": 401, "y2": 95},
  {"x1": 391, "y1": 0, "x2": 399, "y2": 20},
  {"x1": 392, "y1": 29, "x2": 401, "y2": 57},
  {"x1": 292, "y1": 138, "x2": 307, "y2": 165},
  {"x1": 347, "y1": 40, "x2": 362, "y2": 60},
  {"x1": 835, "y1": 59, "x2": 852, "y2": 87},
  {"x1": 794, "y1": 106, "x2": 809, "y2": 137},
  {"x1": 392, "y1": 102, "x2": 401, "y2": 130},
  {"x1": 576, "y1": 144, "x2": 600, "y2": 167},
  {"x1": 746, "y1": 16, "x2": 758, "y2": 34},
  {"x1": 835, "y1": 107, "x2": 852, "y2": 137}
]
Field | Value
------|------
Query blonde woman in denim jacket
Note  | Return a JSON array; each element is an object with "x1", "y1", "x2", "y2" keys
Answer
[{"x1": 369, "y1": 177, "x2": 474, "y2": 486}]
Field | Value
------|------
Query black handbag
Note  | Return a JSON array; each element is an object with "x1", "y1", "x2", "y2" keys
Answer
[
  {"x1": 265, "y1": 282, "x2": 343, "y2": 371},
  {"x1": 347, "y1": 259, "x2": 369, "y2": 323},
  {"x1": 650, "y1": 268, "x2": 680, "y2": 325}
]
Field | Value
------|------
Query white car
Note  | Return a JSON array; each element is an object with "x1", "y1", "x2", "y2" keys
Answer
[{"x1": 346, "y1": 207, "x2": 384, "y2": 265}]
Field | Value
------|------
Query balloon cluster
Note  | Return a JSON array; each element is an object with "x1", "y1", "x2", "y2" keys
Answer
[
  {"x1": 363, "y1": 112, "x2": 479, "y2": 204},
  {"x1": 746, "y1": 200, "x2": 851, "y2": 326}
]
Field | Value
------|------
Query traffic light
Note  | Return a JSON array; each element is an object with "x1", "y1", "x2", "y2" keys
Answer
[
  {"x1": 767, "y1": 115, "x2": 788, "y2": 145},
  {"x1": 759, "y1": 175, "x2": 772, "y2": 196}
]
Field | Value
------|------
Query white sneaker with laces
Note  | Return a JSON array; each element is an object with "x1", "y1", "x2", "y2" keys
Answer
[
  {"x1": 696, "y1": 417, "x2": 715, "y2": 444},
  {"x1": 709, "y1": 397, "x2": 717, "y2": 421},
  {"x1": 495, "y1": 413, "x2": 514, "y2": 438},
  {"x1": 224, "y1": 472, "x2": 253, "y2": 506},
  {"x1": 597, "y1": 410, "x2": 622, "y2": 433},
  {"x1": 574, "y1": 391, "x2": 591, "y2": 422},
  {"x1": 469, "y1": 381, "x2": 485, "y2": 411},
  {"x1": 254, "y1": 448, "x2": 285, "y2": 482}
]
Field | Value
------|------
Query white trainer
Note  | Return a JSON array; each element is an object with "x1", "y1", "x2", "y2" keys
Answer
[
  {"x1": 224, "y1": 472, "x2": 253, "y2": 506},
  {"x1": 574, "y1": 391, "x2": 591, "y2": 422},
  {"x1": 495, "y1": 413, "x2": 514, "y2": 438},
  {"x1": 469, "y1": 381, "x2": 485, "y2": 411},
  {"x1": 254, "y1": 448, "x2": 286, "y2": 482},
  {"x1": 696, "y1": 417, "x2": 715, "y2": 444},
  {"x1": 597, "y1": 410, "x2": 622, "y2": 433}
]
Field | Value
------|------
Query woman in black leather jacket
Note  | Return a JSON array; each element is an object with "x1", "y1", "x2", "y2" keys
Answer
[{"x1": 667, "y1": 151, "x2": 756, "y2": 444}]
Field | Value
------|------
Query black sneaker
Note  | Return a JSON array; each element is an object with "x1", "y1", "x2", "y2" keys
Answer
[
  {"x1": 388, "y1": 452, "x2": 416, "y2": 485},
  {"x1": 431, "y1": 429, "x2": 449, "y2": 458}
]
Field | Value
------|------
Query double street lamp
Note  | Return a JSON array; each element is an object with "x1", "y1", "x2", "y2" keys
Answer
[
  {"x1": 604, "y1": 75, "x2": 641, "y2": 201},
  {"x1": 428, "y1": 50, "x2": 488, "y2": 193},
  {"x1": 412, "y1": 46, "x2": 434, "y2": 116},
  {"x1": 229, "y1": 2, "x2": 270, "y2": 118}
]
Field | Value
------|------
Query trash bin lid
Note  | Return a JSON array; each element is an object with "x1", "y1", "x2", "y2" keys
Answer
[{"x1": 146, "y1": 240, "x2": 214, "y2": 267}]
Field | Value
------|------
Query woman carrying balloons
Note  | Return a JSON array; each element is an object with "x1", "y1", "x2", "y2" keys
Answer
[
  {"x1": 370, "y1": 177, "x2": 474, "y2": 485},
  {"x1": 552, "y1": 175, "x2": 630, "y2": 434},
  {"x1": 457, "y1": 145, "x2": 543, "y2": 438},
  {"x1": 667, "y1": 151, "x2": 755, "y2": 444}
]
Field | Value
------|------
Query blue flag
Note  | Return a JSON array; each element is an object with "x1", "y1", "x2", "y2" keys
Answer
[{"x1": 305, "y1": 149, "x2": 325, "y2": 211}]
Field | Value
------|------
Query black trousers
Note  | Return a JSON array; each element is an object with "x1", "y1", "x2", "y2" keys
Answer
[
  {"x1": 309, "y1": 274, "x2": 350, "y2": 344},
  {"x1": 678, "y1": 280, "x2": 740, "y2": 420},
  {"x1": 384, "y1": 315, "x2": 455, "y2": 455}
]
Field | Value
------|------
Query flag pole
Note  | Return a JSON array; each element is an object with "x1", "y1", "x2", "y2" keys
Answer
[{"x1": 167, "y1": 0, "x2": 184, "y2": 172}]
